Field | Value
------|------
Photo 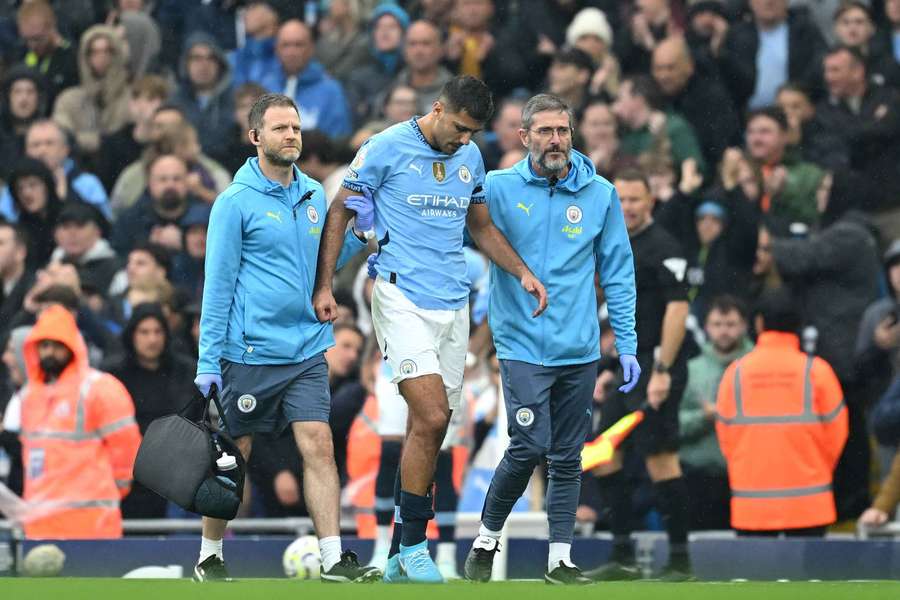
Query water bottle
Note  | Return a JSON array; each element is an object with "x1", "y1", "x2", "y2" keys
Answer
[{"x1": 216, "y1": 453, "x2": 238, "y2": 490}]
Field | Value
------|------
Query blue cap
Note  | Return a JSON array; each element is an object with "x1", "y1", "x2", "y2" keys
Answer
[
  {"x1": 370, "y1": 3, "x2": 410, "y2": 31},
  {"x1": 695, "y1": 201, "x2": 726, "y2": 220},
  {"x1": 181, "y1": 203, "x2": 212, "y2": 229}
]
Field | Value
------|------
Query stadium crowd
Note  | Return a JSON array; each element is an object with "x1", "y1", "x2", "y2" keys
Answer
[{"x1": 1, "y1": 0, "x2": 900, "y2": 564}]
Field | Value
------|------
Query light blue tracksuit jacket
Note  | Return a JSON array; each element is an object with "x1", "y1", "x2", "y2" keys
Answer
[
  {"x1": 485, "y1": 150, "x2": 637, "y2": 366},
  {"x1": 197, "y1": 157, "x2": 365, "y2": 375}
]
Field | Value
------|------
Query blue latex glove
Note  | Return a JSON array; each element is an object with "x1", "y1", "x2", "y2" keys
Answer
[
  {"x1": 366, "y1": 253, "x2": 378, "y2": 279},
  {"x1": 618, "y1": 354, "x2": 641, "y2": 393},
  {"x1": 195, "y1": 373, "x2": 222, "y2": 398},
  {"x1": 345, "y1": 188, "x2": 374, "y2": 231}
]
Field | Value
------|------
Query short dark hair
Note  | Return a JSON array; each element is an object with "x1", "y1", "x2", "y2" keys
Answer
[
  {"x1": 776, "y1": 81, "x2": 811, "y2": 99},
  {"x1": 248, "y1": 93, "x2": 299, "y2": 132},
  {"x1": 825, "y1": 44, "x2": 867, "y2": 70},
  {"x1": 755, "y1": 287, "x2": 802, "y2": 334},
  {"x1": 234, "y1": 82, "x2": 267, "y2": 104},
  {"x1": 0, "y1": 219, "x2": 27, "y2": 249},
  {"x1": 33, "y1": 284, "x2": 80, "y2": 310},
  {"x1": 438, "y1": 76, "x2": 494, "y2": 123},
  {"x1": 747, "y1": 106, "x2": 789, "y2": 131},
  {"x1": 333, "y1": 322, "x2": 364, "y2": 340},
  {"x1": 625, "y1": 75, "x2": 664, "y2": 111},
  {"x1": 833, "y1": 1, "x2": 872, "y2": 22},
  {"x1": 613, "y1": 167, "x2": 650, "y2": 190},
  {"x1": 154, "y1": 103, "x2": 185, "y2": 119},
  {"x1": 707, "y1": 295, "x2": 749, "y2": 322},
  {"x1": 553, "y1": 47, "x2": 594, "y2": 73},
  {"x1": 130, "y1": 242, "x2": 172, "y2": 276},
  {"x1": 298, "y1": 129, "x2": 335, "y2": 164}
]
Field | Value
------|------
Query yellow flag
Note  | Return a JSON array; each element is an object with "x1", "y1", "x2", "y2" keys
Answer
[{"x1": 581, "y1": 409, "x2": 645, "y2": 471}]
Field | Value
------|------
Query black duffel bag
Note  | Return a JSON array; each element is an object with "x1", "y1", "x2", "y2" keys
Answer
[{"x1": 133, "y1": 386, "x2": 246, "y2": 520}]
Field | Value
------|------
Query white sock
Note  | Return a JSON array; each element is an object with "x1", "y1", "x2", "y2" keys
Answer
[
  {"x1": 548, "y1": 542, "x2": 574, "y2": 571},
  {"x1": 199, "y1": 536, "x2": 223, "y2": 563},
  {"x1": 319, "y1": 536, "x2": 342, "y2": 571},
  {"x1": 478, "y1": 524, "x2": 502, "y2": 540},
  {"x1": 373, "y1": 525, "x2": 391, "y2": 554},
  {"x1": 436, "y1": 541, "x2": 456, "y2": 564}
]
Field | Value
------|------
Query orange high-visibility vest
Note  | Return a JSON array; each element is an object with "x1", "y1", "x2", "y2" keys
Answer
[
  {"x1": 346, "y1": 394, "x2": 380, "y2": 538},
  {"x1": 715, "y1": 331, "x2": 847, "y2": 531},
  {"x1": 21, "y1": 305, "x2": 141, "y2": 539}
]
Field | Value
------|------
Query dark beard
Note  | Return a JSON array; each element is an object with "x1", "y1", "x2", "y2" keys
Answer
[
  {"x1": 40, "y1": 356, "x2": 70, "y2": 380},
  {"x1": 263, "y1": 145, "x2": 298, "y2": 168}
]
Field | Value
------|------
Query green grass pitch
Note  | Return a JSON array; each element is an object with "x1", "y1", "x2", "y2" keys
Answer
[{"x1": 4, "y1": 579, "x2": 900, "y2": 600}]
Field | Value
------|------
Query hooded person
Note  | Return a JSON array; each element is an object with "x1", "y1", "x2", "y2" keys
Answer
[
  {"x1": 7, "y1": 157, "x2": 63, "y2": 270},
  {"x1": 52, "y1": 25, "x2": 131, "y2": 155},
  {"x1": 118, "y1": 10, "x2": 161, "y2": 80},
  {"x1": 0, "y1": 66, "x2": 50, "y2": 179},
  {"x1": 50, "y1": 201, "x2": 120, "y2": 300},
  {"x1": 19, "y1": 304, "x2": 141, "y2": 539},
  {"x1": 171, "y1": 32, "x2": 235, "y2": 153},
  {"x1": 102, "y1": 302, "x2": 199, "y2": 518}
]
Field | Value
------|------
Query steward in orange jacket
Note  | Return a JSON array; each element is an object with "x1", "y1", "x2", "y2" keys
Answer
[
  {"x1": 715, "y1": 289, "x2": 847, "y2": 533},
  {"x1": 20, "y1": 304, "x2": 141, "y2": 539}
]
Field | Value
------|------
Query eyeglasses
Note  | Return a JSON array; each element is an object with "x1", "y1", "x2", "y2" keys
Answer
[{"x1": 530, "y1": 126, "x2": 572, "y2": 139}]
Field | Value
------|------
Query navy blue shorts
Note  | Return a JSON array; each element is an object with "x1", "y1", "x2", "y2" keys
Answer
[{"x1": 220, "y1": 353, "x2": 330, "y2": 438}]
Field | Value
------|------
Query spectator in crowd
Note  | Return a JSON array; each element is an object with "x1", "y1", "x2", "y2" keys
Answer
[
  {"x1": 208, "y1": 83, "x2": 266, "y2": 177},
  {"x1": 679, "y1": 295, "x2": 752, "y2": 531},
  {"x1": 652, "y1": 36, "x2": 740, "y2": 165},
  {"x1": 345, "y1": 3, "x2": 410, "y2": 127},
  {"x1": 230, "y1": 2, "x2": 280, "y2": 88},
  {"x1": 716, "y1": 288, "x2": 847, "y2": 537},
  {"x1": 326, "y1": 323, "x2": 367, "y2": 487},
  {"x1": 392, "y1": 20, "x2": 454, "y2": 117},
  {"x1": 103, "y1": 302, "x2": 197, "y2": 518},
  {"x1": 577, "y1": 99, "x2": 621, "y2": 177},
  {"x1": 775, "y1": 82, "x2": 845, "y2": 171},
  {"x1": 170, "y1": 203, "x2": 210, "y2": 301},
  {"x1": 155, "y1": 124, "x2": 231, "y2": 205},
  {"x1": 616, "y1": 0, "x2": 684, "y2": 76},
  {"x1": 6, "y1": 157, "x2": 62, "y2": 270},
  {"x1": 50, "y1": 202, "x2": 118, "y2": 301},
  {"x1": 0, "y1": 66, "x2": 49, "y2": 180},
  {"x1": 833, "y1": 1, "x2": 900, "y2": 89},
  {"x1": 52, "y1": 25, "x2": 130, "y2": 157},
  {"x1": 817, "y1": 46, "x2": 900, "y2": 233},
  {"x1": 0, "y1": 222, "x2": 33, "y2": 342},
  {"x1": 684, "y1": 0, "x2": 735, "y2": 82},
  {"x1": 742, "y1": 106, "x2": 824, "y2": 226},
  {"x1": 481, "y1": 97, "x2": 523, "y2": 172},
  {"x1": 0, "y1": 120, "x2": 110, "y2": 222},
  {"x1": 723, "y1": 0, "x2": 827, "y2": 110},
  {"x1": 259, "y1": 19, "x2": 352, "y2": 138},
  {"x1": 874, "y1": 0, "x2": 900, "y2": 85},
  {"x1": 0, "y1": 325, "x2": 30, "y2": 496},
  {"x1": 566, "y1": 7, "x2": 620, "y2": 98},
  {"x1": 95, "y1": 74, "x2": 170, "y2": 193},
  {"x1": 613, "y1": 74, "x2": 707, "y2": 177},
  {"x1": 758, "y1": 169, "x2": 880, "y2": 517},
  {"x1": 113, "y1": 154, "x2": 200, "y2": 256},
  {"x1": 547, "y1": 48, "x2": 593, "y2": 119},
  {"x1": 15, "y1": 1, "x2": 78, "y2": 105},
  {"x1": 857, "y1": 241, "x2": 900, "y2": 450},
  {"x1": 445, "y1": 0, "x2": 526, "y2": 98},
  {"x1": 316, "y1": 0, "x2": 369, "y2": 84},
  {"x1": 20, "y1": 303, "x2": 141, "y2": 538},
  {"x1": 172, "y1": 32, "x2": 234, "y2": 153},
  {"x1": 296, "y1": 130, "x2": 344, "y2": 203},
  {"x1": 350, "y1": 84, "x2": 418, "y2": 149},
  {"x1": 116, "y1": 8, "x2": 161, "y2": 80},
  {"x1": 106, "y1": 241, "x2": 170, "y2": 327}
]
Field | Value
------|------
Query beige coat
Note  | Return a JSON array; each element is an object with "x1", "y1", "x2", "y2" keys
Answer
[{"x1": 53, "y1": 25, "x2": 131, "y2": 155}]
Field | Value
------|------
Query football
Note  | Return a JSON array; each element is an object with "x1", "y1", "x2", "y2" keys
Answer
[
  {"x1": 22, "y1": 544, "x2": 66, "y2": 577},
  {"x1": 282, "y1": 535, "x2": 321, "y2": 579}
]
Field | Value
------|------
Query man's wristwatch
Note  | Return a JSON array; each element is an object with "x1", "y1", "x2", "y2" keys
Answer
[{"x1": 653, "y1": 360, "x2": 669, "y2": 374}]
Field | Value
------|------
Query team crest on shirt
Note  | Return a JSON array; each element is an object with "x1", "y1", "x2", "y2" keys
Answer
[
  {"x1": 458, "y1": 165, "x2": 472, "y2": 183},
  {"x1": 237, "y1": 394, "x2": 257, "y2": 413},
  {"x1": 351, "y1": 145, "x2": 369, "y2": 170},
  {"x1": 432, "y1": 162, "x2": 446, "y2": 182},
  {"x1": 399, "y1": 359, "x2": 417, "y2": 375},
  {"x1": 516, "y1": 408, "x2": 535, "y2": 427},
  {"x1": 306, "y1": 205, "x2": 319, "y2": 224},
  {"x1": 566, "y1": 205, "x2": 583, "y2": 224}
]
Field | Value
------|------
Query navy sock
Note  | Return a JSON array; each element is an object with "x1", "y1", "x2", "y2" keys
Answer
[{"x1": 400, "y1": 489, "x2": 434, "y2": 548}]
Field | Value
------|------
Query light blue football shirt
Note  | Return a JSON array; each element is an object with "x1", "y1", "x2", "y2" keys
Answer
[{"x1": 342, "y1": 118, "x2": 486, "y2": 310}]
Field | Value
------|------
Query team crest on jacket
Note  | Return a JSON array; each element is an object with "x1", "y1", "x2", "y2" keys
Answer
[
  {"x1": 432, "y1": 162, "x2": 446, "y2": 182},
  {"x1": 306, "y1": 205, "x2": 319, "y2": 224},
  {"x1": 458, "y1": 165, "x2": 472, "y2": 183},
  {"x1": 516, "y1": 407, "x2": 535, "y2": 427},
  {"x1": 566, "y1": 205, "x2": 583, "y2": 224},
  {"x1": 399, "y1": 359, "x2": 417, "y2": 375},
  {"x1": 237, "y1": 394, "x2": 257, "y2": 413}
]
